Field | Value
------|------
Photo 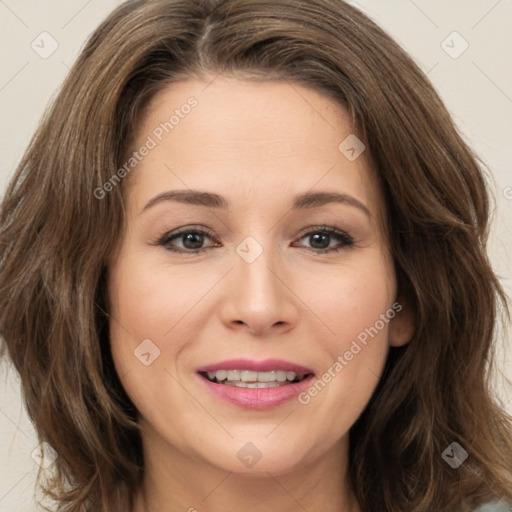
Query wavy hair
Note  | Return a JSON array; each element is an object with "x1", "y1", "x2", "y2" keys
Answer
[{"x1": 1, "y1": 0, "x2": 511, "y2": 511}]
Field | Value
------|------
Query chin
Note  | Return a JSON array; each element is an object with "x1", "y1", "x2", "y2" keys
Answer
[{"x1": 187, "y1": 432, "x2": 323, "y2": 476}]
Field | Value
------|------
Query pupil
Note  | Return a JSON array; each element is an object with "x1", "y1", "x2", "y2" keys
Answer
[
  {"x1": 311, "y1": 233, "x2": 329, "y2": 249},
  {"x1": 183, "y1": 233, "x2": 203, "y2": 249}
]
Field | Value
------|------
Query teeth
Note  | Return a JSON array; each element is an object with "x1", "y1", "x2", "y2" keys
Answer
[
  {"x1": 276, "y1": 370, "x2": 287, "y2": 382},
  {"x1": 240, "y1": 370, "x2": 258, "y2": 382},
  {"x1": 256, "y1": 370, "x2": 274, "y2": 382},
  {"x1": 227, "y1": 370, "x2": 241, "y2": 381},
  {"x1": 224, "y1": 381, "x2": 282, "y2": 388},
  {"x1": 216, "y1": 370, "x2": 227, "y2": 381},
  {"x1": 207, "y1": 369, "x2": 305, "y2": 385}
]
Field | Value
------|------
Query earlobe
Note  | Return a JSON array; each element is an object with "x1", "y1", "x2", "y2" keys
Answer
[{"x1": 388, "y1": 299, "x2": 416, "y2": 347}]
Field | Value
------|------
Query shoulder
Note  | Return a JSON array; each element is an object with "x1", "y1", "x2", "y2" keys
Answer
[{"x1": 474, "y1": 502, "x2": 512, "y2": 512}]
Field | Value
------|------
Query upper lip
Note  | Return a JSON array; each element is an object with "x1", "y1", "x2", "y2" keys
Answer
[{"x1": 197, "y1": 358, "x2": 314, "y2": 374}]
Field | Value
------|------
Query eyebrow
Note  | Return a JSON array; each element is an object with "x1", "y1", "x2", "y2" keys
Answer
[{"x1": 141, "y1": 189, "x2": 371, "y2": 218}]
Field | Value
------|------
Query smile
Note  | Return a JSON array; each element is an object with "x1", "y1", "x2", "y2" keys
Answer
[{"x1": 196, "y1": 359, "x2": 315, "y2": 409}]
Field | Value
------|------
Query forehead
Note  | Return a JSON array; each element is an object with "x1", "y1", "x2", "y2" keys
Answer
[{"x1": 125, "y1": 76, "x2": 383, "y2": 221}]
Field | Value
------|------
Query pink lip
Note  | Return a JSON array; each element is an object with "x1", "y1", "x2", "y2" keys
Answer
[
  {"x1": 197, "y1": 373, "x2": 315, "y2": 409},
  {"x1": 196, "y1": 358, "x2": 315, "y2": 410},
  {"x1": 196, "y1": 358, "x2": 314, "y2": 374}
]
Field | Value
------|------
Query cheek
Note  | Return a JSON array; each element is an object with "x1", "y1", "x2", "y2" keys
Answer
[
  {"x1": 302, "y1": 252, "x2": 395, "y2": 423},
  {"x1": 106, "y1": 251, "x2": 178, "y2": 378},
  {"x1": 108, "y1": 247, "x2": 213, "y2": 340},
  {"x1": 106, "y1": 254, "x2": 201, "y2": 436},
  {"x1": 106, "y1": 249, "x2": 223, "y2": 394},
  {"x1": 314, "y1": 249, "x2": 395, "y2": 346}
]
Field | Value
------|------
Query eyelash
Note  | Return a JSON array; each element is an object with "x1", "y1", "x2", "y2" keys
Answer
[{"x1": 153, "y1": 225, "x2": 355, "y2": 255}]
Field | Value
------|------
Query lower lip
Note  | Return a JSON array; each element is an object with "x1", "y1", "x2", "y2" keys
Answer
[{"x1": 197, "y1": 374, "x2": 315, "y2": 409}]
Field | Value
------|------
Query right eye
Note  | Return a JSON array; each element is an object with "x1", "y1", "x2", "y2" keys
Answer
[{"x1": 154, "y1": 226, "x2": 221, "y2": 254}]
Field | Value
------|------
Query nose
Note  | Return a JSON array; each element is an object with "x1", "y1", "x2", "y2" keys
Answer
[{"x1": 219, "y1": 245, "x2": 299, "y2": 337}]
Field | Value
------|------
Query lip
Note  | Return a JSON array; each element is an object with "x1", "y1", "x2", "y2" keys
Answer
[
  {"x1": 197, "y1": 373, "x2": 315, "y2": 409},
  {"x1": 196, "y1": 358, "x2": 314, "y2": 374},
  {"x1": 196, "y1": 358, "x2": 315, "y2": 410}
]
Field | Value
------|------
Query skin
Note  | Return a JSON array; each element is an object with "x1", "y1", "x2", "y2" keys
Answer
[{"x1": 107, "y1": 75, "x2": 415, "y2": 512}]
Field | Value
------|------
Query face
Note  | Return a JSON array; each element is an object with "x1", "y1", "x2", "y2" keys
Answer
[{"x1": 107, "y1": 75, "x2": 413, "y2": 476}]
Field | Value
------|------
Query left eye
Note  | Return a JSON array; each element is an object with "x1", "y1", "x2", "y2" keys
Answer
[
  {"x1": 293, "y1": 227, "x2": 355, "y2": 253},
  {"x1": 154, "y1": 225, "x2": 354, "y2": 254}
]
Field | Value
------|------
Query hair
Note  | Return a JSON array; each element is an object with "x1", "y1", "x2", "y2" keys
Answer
[{"x1": 1, "y1": 0, "x2": 511, "y2": 511}]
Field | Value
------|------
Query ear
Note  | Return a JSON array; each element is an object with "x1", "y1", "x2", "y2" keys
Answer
[{"x1": 388, "y1": 297, "x2": 416, "y2": 347}]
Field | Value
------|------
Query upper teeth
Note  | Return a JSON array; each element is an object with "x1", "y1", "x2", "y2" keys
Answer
[{"x1": 207, "y1": 370, "x2": 299, "y2": 383}]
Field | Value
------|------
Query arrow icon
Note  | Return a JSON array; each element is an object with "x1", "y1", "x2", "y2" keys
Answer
[
  {"x1": 134, "y1": 339, "x2": 161, "y2": 366},
  {"x1": 442, "y1": 442, "x2": 468, "y2": 468},
  {"x1": 338, "y1": 134, "x2": 365, "y2": 161},
  {"x1": 236, "y1": 236, "x2": 263, "y2": 263},
  {"x1": 441, "y1": 31, "x2": 468, "y2": 59},
  {"x1": 237, "y1": 442, "x2": 263, "y2": 468},
  {"x1": 31, "y1": 32, "x2": 59, "y2": 59},
  {"x1": 31, "y1": 442, "x2": 58, "y2": 468}
]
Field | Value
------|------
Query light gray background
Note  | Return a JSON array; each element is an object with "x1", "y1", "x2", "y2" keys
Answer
[{"x1": 0, "y1": 0, "x2": 511, "y2": 510}]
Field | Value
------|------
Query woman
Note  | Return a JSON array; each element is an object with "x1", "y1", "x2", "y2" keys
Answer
[{"x1": 0, "y1": 0, "x2": 511, "y2": 511}]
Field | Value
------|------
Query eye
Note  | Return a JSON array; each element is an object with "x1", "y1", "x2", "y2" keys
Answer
[
  {"x1": 154, "y1": 226, "x2": 220, "y2": 254},
  {"x1": 152, "y1": 224, "x2": 354, "y2": 255},
  {"x1": 292, "y1": 225, "x2": 355, "y2": 253}
]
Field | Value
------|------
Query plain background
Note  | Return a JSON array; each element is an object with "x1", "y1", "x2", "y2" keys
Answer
[{"x1": 0, "y1": 0, "x2": 511, "y2": 510}]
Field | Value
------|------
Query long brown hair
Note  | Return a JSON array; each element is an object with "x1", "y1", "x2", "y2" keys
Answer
[{"x1": 1, "y1": 1, "x2": 511, "y2": 511}]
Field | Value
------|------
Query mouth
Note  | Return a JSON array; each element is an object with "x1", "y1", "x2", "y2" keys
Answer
[
  {"x1": 196, "y1": 359, "x2": 315, "y2": 409},
  {"x1": 199, "y1": 369, "x2": 312, "y2": 388}
]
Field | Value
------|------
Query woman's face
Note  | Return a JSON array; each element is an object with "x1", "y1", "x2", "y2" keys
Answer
[{"x1": 108, "y1": 75, "x2": 413, "y2": 476}]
